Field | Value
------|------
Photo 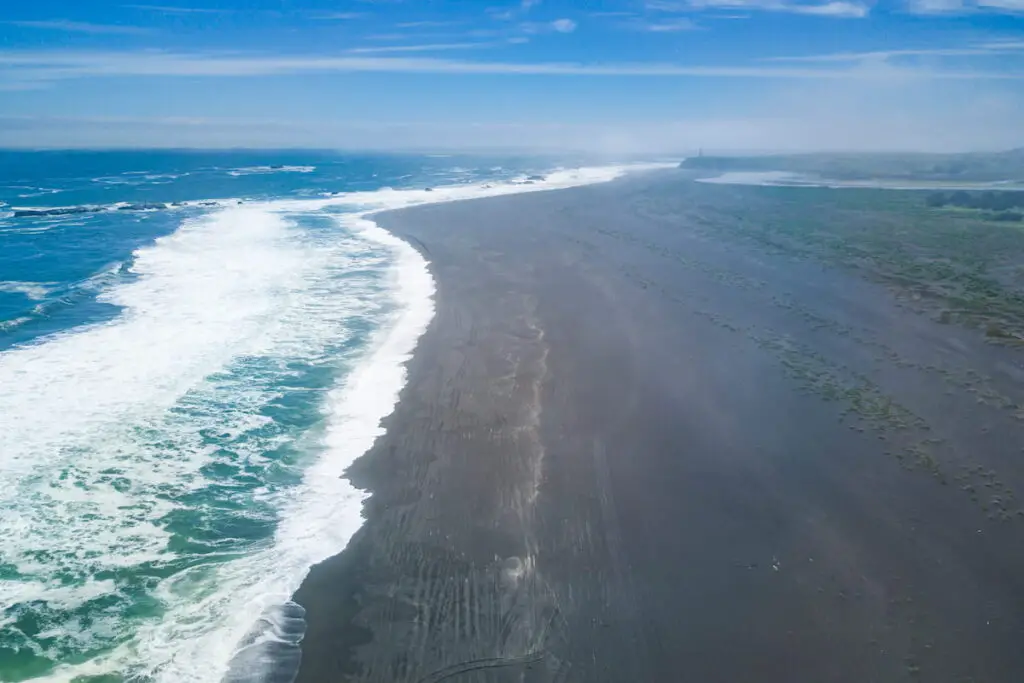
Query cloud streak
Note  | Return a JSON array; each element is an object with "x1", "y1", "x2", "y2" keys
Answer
[
  {"x1": 647, "y1": 0, "x2": 869, "y2": 16},
  {"x1": 4, "y1": 20, "x2": 152, "y2": 35},
  {"x1": 766, "y1": 41, "x2": 1024, "y2": 61},
  {"x1": 395, "y1": 20, "x2": 463, "y2": 28},
  {"x1": 123, "y1": 4, "x2": 230, "y2": 13},
  {"x1": 645, "y1": 0, "x2": 691, "y2": 9},
  {"x1": 642, "y1": 17, "x2": 702, "y2": 30},
  {"x1": 692, "y1": 0, "x2": 870, "y2": 17},
  {"x1": 346, "y1": 42, "x2": 500, "y2": 54},
  {"x1": 0, "y1": 49, "x2": 1019, "y2": 84},
  {"x1": 312, "y1": 12, "x2": 366, "y2": 20},
  {"x1": 905, "y1": 0, "x2": 1024, "y2": 13},
  {"x1": 520, "y1": 19, "x2": 579, "y2": 34}
]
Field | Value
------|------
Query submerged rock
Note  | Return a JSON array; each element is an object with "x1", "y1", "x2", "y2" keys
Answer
[
  {"x1": 15, "y1": 201, "x2": 176, "y2": 218},
  {"x1": 13, "y1": 206, "x2": 104, "y2": 217},
  {"x1": 117, "y1": 202, "x2": 168, "y2": 211}
]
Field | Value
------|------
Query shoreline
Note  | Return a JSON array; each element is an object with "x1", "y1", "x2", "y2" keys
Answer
[
  {"x1": 292, "y1": 172, "x2": 1024, "y2": 683},
  {"x1": 279, "y1": 167, "x2": 672, "y2": 682}
]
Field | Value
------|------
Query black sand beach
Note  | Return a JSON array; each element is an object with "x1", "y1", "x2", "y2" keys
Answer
[{"x1": 293, "y1": 171, "x2": 1024, "y2": 683}]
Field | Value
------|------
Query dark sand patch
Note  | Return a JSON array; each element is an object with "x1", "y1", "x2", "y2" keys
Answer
[{"x1": 293, "y1": 172, "x2": 1024, "y2": 683}]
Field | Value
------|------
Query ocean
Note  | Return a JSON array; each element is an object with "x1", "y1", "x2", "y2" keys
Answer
[{"x1": 0, "y1": 150, "x2": 658, "y2": 683}]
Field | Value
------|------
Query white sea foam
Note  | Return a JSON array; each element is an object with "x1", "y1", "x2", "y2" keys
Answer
[
  {"x1": 92, "y1": 176, "x2": 143, "y2": 186},
  {"x1": 227, "y1": 166, "x2": 316, "y2": 177},
  {"x1": 0, "y1": 208, "x2": 312, "y2": 569},
  {"x1": 107, "y1": 213, "x2": 434, "y2": 683},
  {"x1": 2, "y1": 161, "x2": 673, "y2": 683},
  {"x1": 268, "y1": 161, "x2": 674, "y2": 214},
  {"x1": 15, "y1": 187, "x2": 64, "y2": 198},
  {"x1": 0, "y1": 280, "x2": 55, "y2": 300},
  {"x1": 0, "y1": 205, "x2": 385, "y2": 678},
  {"x1": 7, "y1": 198, "x2": 239, "y2": 218},
  {"x1": 0, "y1": 316, "x2": 31, "y2": 331},
  {"x1": 145, "y1": 173, "x2": 189, "y2": 181}
]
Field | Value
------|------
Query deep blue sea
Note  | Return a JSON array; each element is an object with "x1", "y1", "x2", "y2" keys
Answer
[{"x1": 0, "y1": 150, "x2": 656, "y2": 683}]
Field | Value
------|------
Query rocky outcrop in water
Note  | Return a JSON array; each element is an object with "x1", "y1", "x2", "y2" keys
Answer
[
  {"x1": 116, "y1": 202, "x2": 168, "y2": 211},
  {"x1": 13, "y1": 201, "x2": 225, "y2": 218},
  {"x1": 14, "y1": 206, "x2": 105, "y2": 218}
]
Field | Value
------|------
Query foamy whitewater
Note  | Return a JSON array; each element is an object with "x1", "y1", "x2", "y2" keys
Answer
[{"x1": 0, "y1": 151, "x2": 672, "y2": 683}]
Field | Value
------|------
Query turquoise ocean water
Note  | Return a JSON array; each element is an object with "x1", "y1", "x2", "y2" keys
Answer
[{"x1": 0, "y1": 150, "x2": 651, "y2": 683}]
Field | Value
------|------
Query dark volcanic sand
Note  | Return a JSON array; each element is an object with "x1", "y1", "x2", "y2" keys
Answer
[{"x1": 293, "y1": 172, "x2": 1024, "y2": 683}]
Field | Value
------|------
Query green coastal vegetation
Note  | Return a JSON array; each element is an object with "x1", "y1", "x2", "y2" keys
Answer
[
  {"x1": 667, "y1": 151, "x2": 1024, "y2": 341},
  {"x1": 925, "y1": 190, "x2": 1024, "y2": 223},
  {"x1": 680, "y1": 148, "x2": 1024, "y2": 183},
  {"x1": 655, "y1": 177, "x2": 1024, "y2": 344}
]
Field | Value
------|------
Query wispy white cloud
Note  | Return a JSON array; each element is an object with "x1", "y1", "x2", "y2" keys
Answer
[
  {"x1": 519, "y1": 19, "x2": 579, "y2": 34},
  {"x1": 793, "y1": 1, "x2": 870, "y2": 15},
  {"x1": 692, "y1": 0, "x2": 870, "y2": 17},
  {"x1": 646, "y1": 0, "x2": 691, "y2": 9},
  {"x1": 5, "y1": 20, "x2": 152, "y2": 35},
  {"x1": 766, "y1": 41, "x2": 1024, "y2": 61},
  {"x1": 905, "y1": 0, "x2": 1024, "y2": 13},
  {"x1": 0, "y1": 49, "x2": 1018, "y2": 82},
  {"x1": 905, "y1": 0, "x2": 967, "y2": 11},
  {"x1": 395, "y1": 20, "x2": 463, "y2": 28},
  {"x1": 488, "y1": 7, "x2": 517, "y2": 21},
  {"x1": 313, "y1": 12, "x2": 366, "y2": 20},
  {"x1": 647, "y1": 0, "x2": 869, "y2": 16},
  {"x1": 984, "y1": 40, "x2": 1024, "y2": 49},
  {"x1": 978, "y1": 0, "x2": 1024, "y2": 10},
  {"x1": 346, "y1": 42, "x2": 499, "y2": 54},
  {"x1": 123, "y1": 4, "x2": 229, "y2": 13},
  {"x1": 491, "y1": 0, "x2": 545, "y2": 22},
  {"x1": 643, "y1": 17, "x2": 701, "y2": 30}
]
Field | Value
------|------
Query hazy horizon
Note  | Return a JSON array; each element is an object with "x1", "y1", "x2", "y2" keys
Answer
[
  {"x1": 1, "y1": 0, "x2": 1023, "y2": 153},
  {"x1": 1, "y1": 142, "x2": 1022, "y2": 156}
]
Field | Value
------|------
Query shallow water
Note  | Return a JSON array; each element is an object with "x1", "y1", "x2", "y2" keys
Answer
[{"x1": 696, "y1": 169, "x2": 1024, "y2": 191}]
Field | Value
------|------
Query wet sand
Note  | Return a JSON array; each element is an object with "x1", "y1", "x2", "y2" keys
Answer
[{"x1": 293, "y1": 171, "x2": 1024, "y2": 683}]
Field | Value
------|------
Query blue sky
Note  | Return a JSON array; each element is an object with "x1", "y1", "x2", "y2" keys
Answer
[{"x1": 0, "y1": 0, "x2": 1022, "y2": 151}]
